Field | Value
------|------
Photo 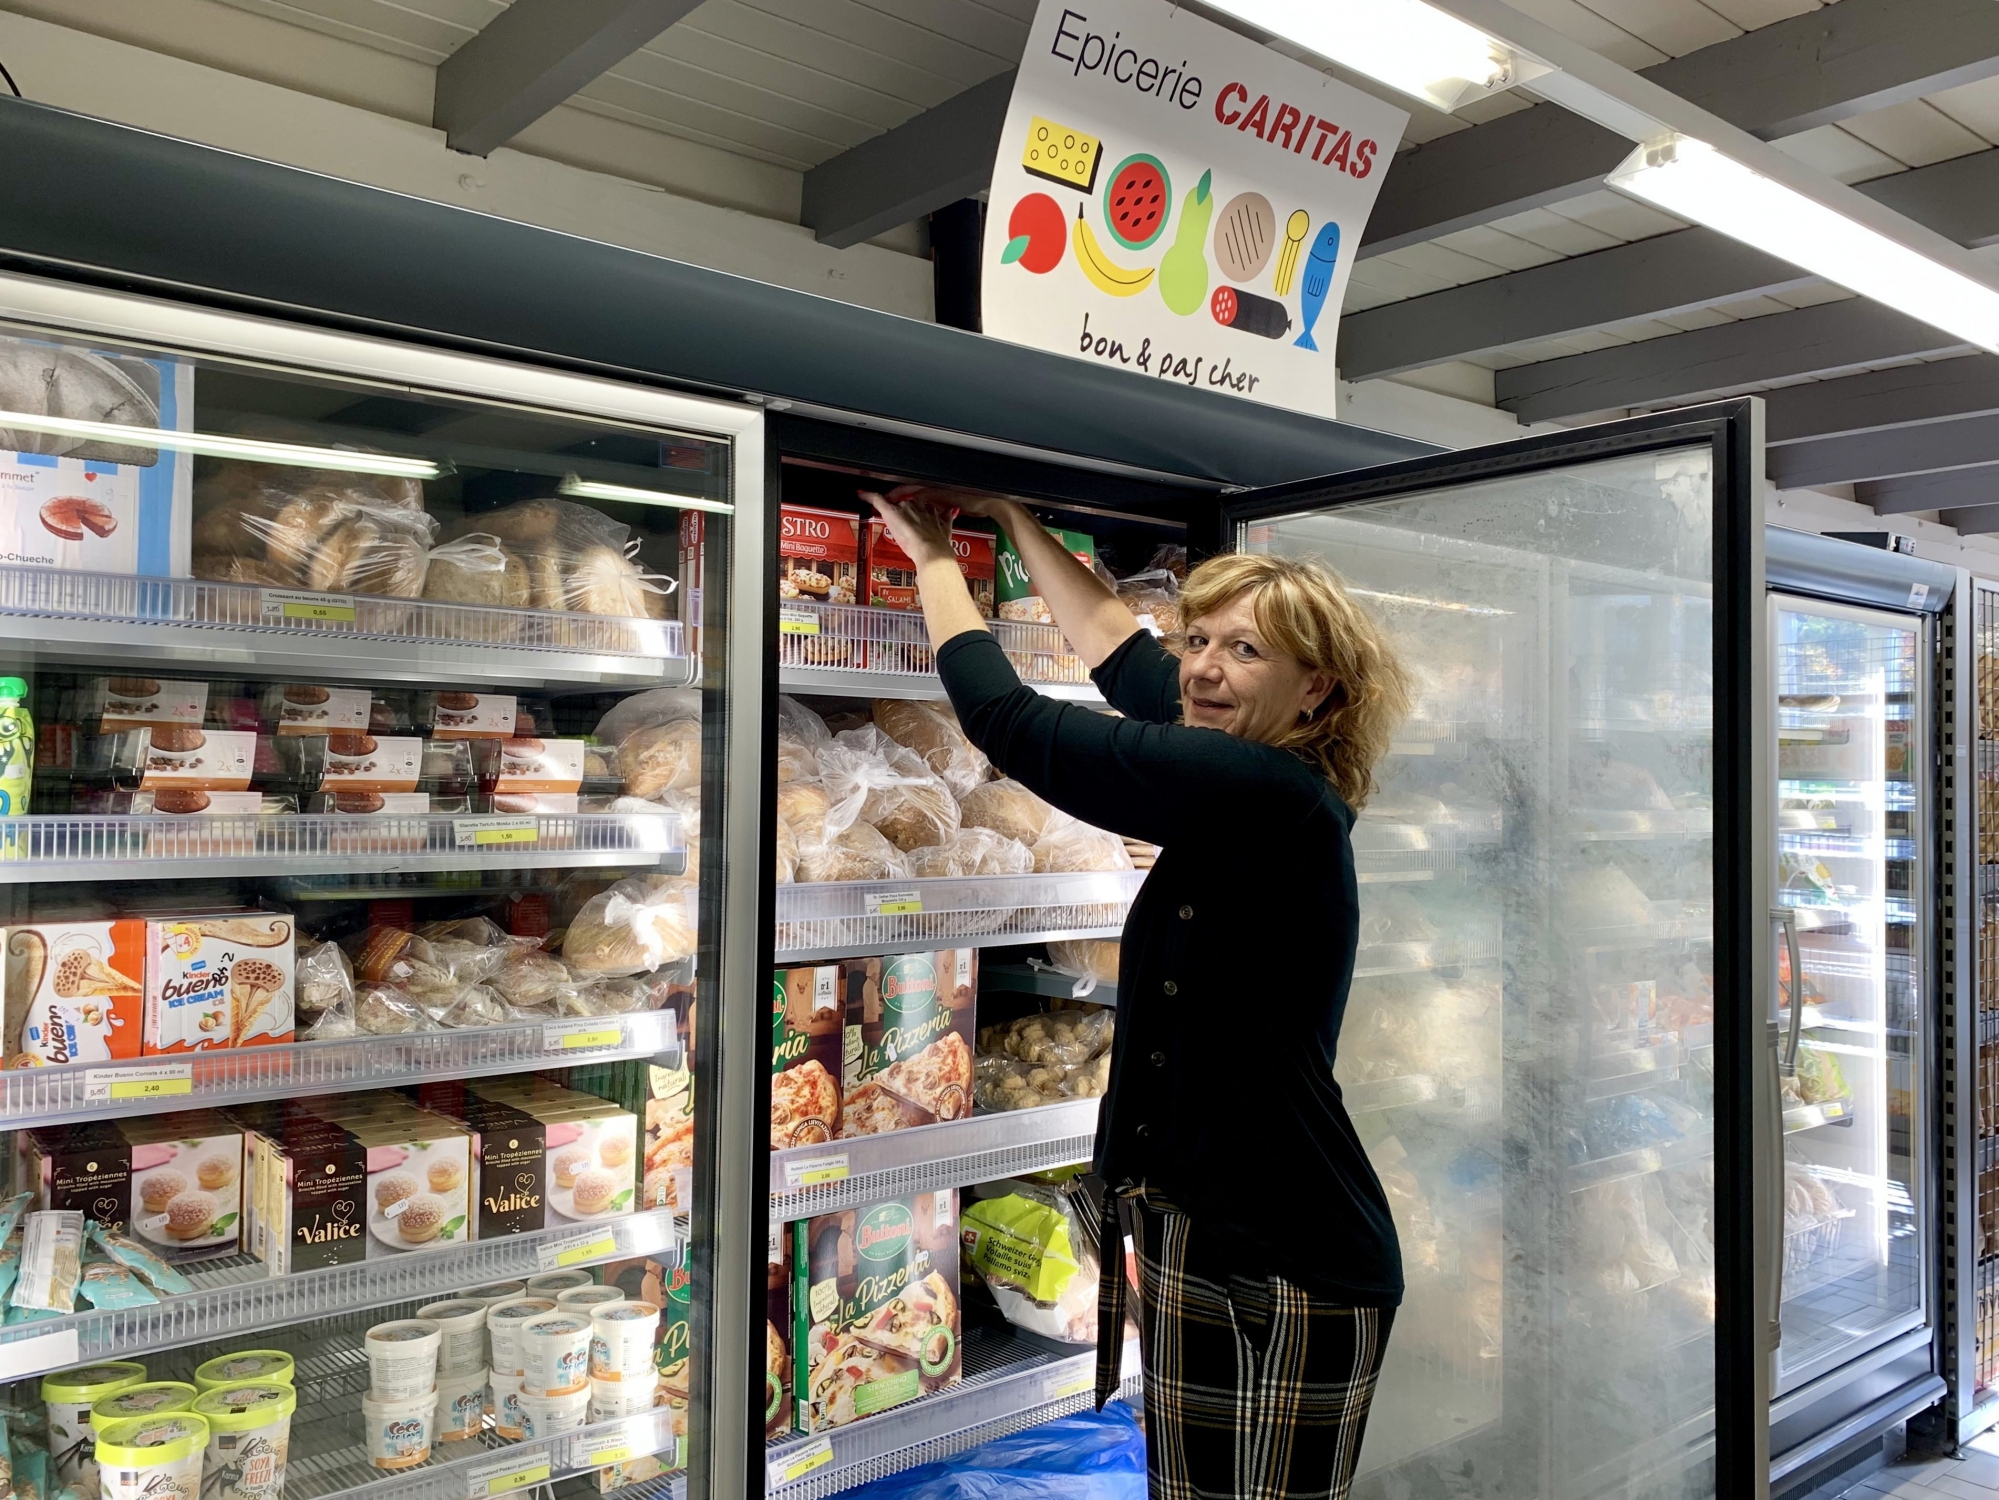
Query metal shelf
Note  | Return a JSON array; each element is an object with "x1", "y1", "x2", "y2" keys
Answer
[
  {"x1": 0, "y1": 1010, "x2": 677, "y2": 1131},
  {"x1": 1784, "y1": 1099, "x2": 1856, "y2": 1133},
  {"x1": 981, "y1": 963, "x2": 1116, "y2": 1007},
  {"x1": 0, "y1": 563, "x2": 690, "y2": 687},
  {"x1": 776, "y1": 601, "x2": 1100, "y2": 700},
  {"x1": 780, "y1": 665, "x2": 1105, "y2": 706},
  {"x1": 0, "y1": 1207, "x2": 679, "y2": 1382},
  {"x1": 765, "y1": 1327, "x2": 1139, "y2": 1500},
  {"x1": 1570, "y1": 808, "x2": 1714, "y2": 842},
  {"x1": 774, "y1": 871, "x2": 1142, "y2": 964},
  {"x1": 1342, "y1": 1073, "x2": 1444, "y2": 1114},
  {"x1": 771, "y1": 1099, "x2": 1096, "y2": 1223},
  {"x1": 0, "y1": 811, "x2": 683, "y2": 882},
  {"x1": 1567, "y1": 1131, "x2": 1715, "y2": 1192}
]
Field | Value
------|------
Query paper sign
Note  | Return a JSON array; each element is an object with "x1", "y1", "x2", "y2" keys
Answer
[
  {"x1": 0, "y1": 1328, "x2": 81, "y2": 1380},
  {"x1": 864, "y1": 890, "x2": 922, "y2": 916},
  {"x1": 84, "y1": 1063, "x2": 193, "y2": 1103},
  {"x1": 783, "y1": 1153, "x2": 850, "y2": 1189},
  {"x1": 769, "y1": 1436, "x2": 834, "y2": 1489},
  {"x1": 467, "y1": 1453, "x2": 551, "y2": 1497},
  {"x1": 982, "y1": 0, "x2": 1407, "y2": 419},
  {"x1": 539, "y1": 1230, "x2": 619, "y2": 1271}
]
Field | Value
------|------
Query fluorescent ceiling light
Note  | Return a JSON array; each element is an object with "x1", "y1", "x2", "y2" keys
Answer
[
  {"x1": 0, "y1": 410, "x2": 441, "y2": 478},
  {"x1": 1201, "y1": 0, "x2": 1543, "y2": 112},
  {"x1": 559, "y1": 475, "x2": 735, "y2": 515},
  {"x1": 1609, "y1": 136, "x2": 1999, "y2": 355}
]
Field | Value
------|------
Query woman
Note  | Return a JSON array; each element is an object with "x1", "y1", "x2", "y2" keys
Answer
[{"x1": 863, "y1": 486, "x2": 1412, "y2": 1500}]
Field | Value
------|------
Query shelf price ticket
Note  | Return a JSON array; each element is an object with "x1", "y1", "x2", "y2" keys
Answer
[
  {"x1": 538, "y1": 1227, "x2": 620, "y2": 1272},
  {"x1": 768, "y1": 1436, "x2": 833, "y2": 1491},
  {"x1": 453, "y1": 815, "x2": 539, "y2": 848},
  {"x1": 84, "y1": 1063, "x2": 193, "y2": 1104},
  {"x1": 467, "y1": 1451, "x2": 552, "y2": 1498},
  {"x1": 258, "y1": 588, "x2": 358, "y2": 625}
]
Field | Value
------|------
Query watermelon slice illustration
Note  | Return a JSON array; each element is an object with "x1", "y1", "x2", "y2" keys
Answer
[{"x1": 1103, "y1": 154, "x2": 1172, "y2": 252}]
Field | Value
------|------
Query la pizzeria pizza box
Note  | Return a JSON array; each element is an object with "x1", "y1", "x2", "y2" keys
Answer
[
  {"x1": 841, "y1": 950, "x2": 975, "y2": 1138},
  {"x1": 792, "y1": 1190, "x2": 960, "y2": 1434},
  {"x1": 770, "y1": 964, "x2": 843, "y2": 1151}
]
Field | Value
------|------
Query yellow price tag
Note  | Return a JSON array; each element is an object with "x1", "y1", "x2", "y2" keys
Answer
[
  {"x1": 778, "y1": 1441, "x2": 834, "y2": 1484},
  {"x1": 783, "y1": 1153, "x2": 849, "y2": 1189},
  {"x1": 483, "y1": 1463, "x2": 550, "y2": 1495},
  {"x1": 778, "y1": 608, "x2": 821, "y2": 636},
  {"x1": 556, "y1": 1235, "x2": 617, "y2": 1268},
  {"x1": 585, "y1": 1446, "x2": 631, "y2": 1468},
  {"x1": 864, "y1": 890, "x2": 922, "y2": 917},
  {"x1": 283, "y1": 601, "x2": 357, "y2": 622},
  {"x1": 560, "y1": 1028, "x2": 622, "y2": 1051},
  {"x1": 110, "y1": 1077, "x2": 193, "y2": 1100},
  {"x1": 455, "y1": 816, "x2": 539, "y2": 848},
  {"x1": 1047, "y1": 1373, "x2": 1093, "y2": 1401},
  {"x1": 476, "y1": 826, "x2": 539, "y2": 846},
  {"x1": 796, "y1": 1163, "x2": 848, "y2": 1185}
]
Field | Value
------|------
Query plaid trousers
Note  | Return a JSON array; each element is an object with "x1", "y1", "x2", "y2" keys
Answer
[{"x1": 1096, "y1": 1187, "x2": 1394, "y2": 1500}]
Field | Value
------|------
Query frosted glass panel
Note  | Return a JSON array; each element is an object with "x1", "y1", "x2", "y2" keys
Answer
[{"x1": 1246, "y1": 446, "x2": 1716, "y2": 1499}]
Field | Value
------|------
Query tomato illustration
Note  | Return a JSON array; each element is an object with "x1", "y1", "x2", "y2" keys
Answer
[{"x1": 1001, "y1": 193, "x2": 1067, "y2": 274}]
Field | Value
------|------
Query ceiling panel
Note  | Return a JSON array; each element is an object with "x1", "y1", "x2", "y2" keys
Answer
[
  {"x1": 1573, "y1": 0, "x2": 1742, "y2": 56},
  {"x1": 1771, "y1": 123, "x2": 1906, "y2": 183},
  {"x1": 1836, "y1": 99, "x2": 1989, "y2": 167},
  {"x1": 1917, "y1": 75, "x2": 1999, "y2": 147},
  {"x1": 1700, "y1": 0, "x2": 1822, "y2": 25}
]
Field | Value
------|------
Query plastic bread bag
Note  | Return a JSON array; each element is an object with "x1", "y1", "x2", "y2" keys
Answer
[
  {"x1": 558, "y1": 975, "x2": 661, "y2": 1017},
  {"x1": 12, "y1": 1212, "x2": 82, "y2": 1315},
  {"x1": 595, "y1": 688, "x2": 701, "y2": 800},
  {"x1": 75, "y1": 1258, "x2": 157, "y2": 1311},
  {"x1": 777, "y1": 781, "x2": 832, "y2": 848},
  {"x1": 774, "y1": 817, "x2": 798, "y2": 884},
  {"x1": 304, "y1": 994, "x2": 357, "y2": 1039},
  {"x1": 1114, "y1": 568, "x2": 1182, "y2": 637},
  {"x1": 424, "y1": 982, "x2": 511, "y2": 1030},
  {"x1": 777, "y1": 696, "x2": 832, "y2": 785},
  {"x1": 995, "y1": 1008, "x2": 1112, "y2": 1069},
  {"x1": 817, "y1": 725, "x2": 959, "y2": 851},
  {"x1": 443, "y1": 498, "x2": 673, "y2": 618},
  {"x1": 904, "y1": 826, "x2": 1033, "y2": 879},
  {"x1": 959, "y1": 778, "x2": 1055, "y2": 846},
  {"x1": 962, "y1": 1183, "x2": 1099, "y2": 1344},
  {"x1": 487, "y1": 950, "x2": 572, "y2": 1013},
  {"x1": 870, "y1": 699, "x2": 991, "y2": 799},
  {"x1": 1044, "y1": 939, "x2": 1120, "y2": 990},
  {"x1": 194, "y1": 469, "x2": 440, "y2": 596},
  {"x1": 296, "y1": 939, "x2": 354, "y2": 1021},
  {"x1": 353, "y1": 983, "x2": 440, "y2": 1036},
  {"x1": 563, "y1": 874, "x2": 698, "y2": 974},
  {"x1": 1031, "y1": 811, "x2": 1134, "y2": 873},
  {"x1": 86, "y1": 1222, "x2": 192, "y2": 1296},
  {"x1": 796, "y1": 821, "x2": 910, "y2": 884},
  {"x1": 975, "y1": 1053, "x2": 1069, "y2": 1112}
]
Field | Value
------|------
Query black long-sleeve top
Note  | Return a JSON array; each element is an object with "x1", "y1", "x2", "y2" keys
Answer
[{"x1": 937, "y1": 627, "x2": 1403, "y2": 1306}]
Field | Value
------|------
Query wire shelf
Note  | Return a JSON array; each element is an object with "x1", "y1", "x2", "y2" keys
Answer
[
  {"x1": 774, "y1": 871, "x2": 1143, "y2": 963},
  {"x1": 0, "y1": 811, "x2": 683, "y2": 881},
  {"x1": 776, "y1": 600, "x2": 1093, "y2": 686},
  {"x1": 770, "y1": 1099, "x2": 1097, "y2": 1223},
  {"x1": 0, "y1": 563, "x2": 689, "y2": 687},
  {"x1": 0, "y1": 1010, "x2": 677, "y2": 1131},
  {"x1": 0, "y1": 1207, "x2": 679, "y2": 1381}
]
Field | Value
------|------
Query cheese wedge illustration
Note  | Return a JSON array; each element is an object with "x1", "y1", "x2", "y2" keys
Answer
[{"x1": 1022, "y1": 116, "x2": 1102, "y2": 193}]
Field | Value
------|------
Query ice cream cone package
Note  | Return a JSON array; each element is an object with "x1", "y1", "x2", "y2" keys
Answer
[
  {"x1": 143, "y1": 912, "x2": 296, "y2": 1053},
  {"x1": 5, "y1": 919, "x2": 146, "y2": 1065}
]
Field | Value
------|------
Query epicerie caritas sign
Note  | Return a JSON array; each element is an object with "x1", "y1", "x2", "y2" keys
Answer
[{"x1": 981, "y1": 0, "x2": 1408, "y2": 421}]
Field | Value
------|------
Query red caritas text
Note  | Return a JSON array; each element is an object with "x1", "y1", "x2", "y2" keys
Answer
[{"x1": 1213, "y1": 82, "x2": 1379, "y2": 177}]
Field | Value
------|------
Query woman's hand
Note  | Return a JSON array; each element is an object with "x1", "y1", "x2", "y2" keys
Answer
[{"x1": 861, "y1": 489, "x2": 958, "y2": 567}]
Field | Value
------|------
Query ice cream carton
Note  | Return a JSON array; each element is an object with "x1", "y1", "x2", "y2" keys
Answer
[
  {"x1": 143, "y1": 912, "x2": 295, "y2": 1053},
  {"x1": 4, "y1": 919, "x2": 146, "y2": 1065}
]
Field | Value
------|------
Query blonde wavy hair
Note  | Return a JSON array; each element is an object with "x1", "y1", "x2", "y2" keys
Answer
[{"x1": 1177, "y1": 553, "x2": 1411, "y2": 810}]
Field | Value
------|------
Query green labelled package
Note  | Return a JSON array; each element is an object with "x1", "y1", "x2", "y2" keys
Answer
[
  {"x1": 996, "y1": 529, "x2": 1095, "y2": 624},
  {"x1": 841, "y1": 950, "x2": 975, "y2": 1136},
  {"x1": 793, "y1": 1191, "x2": 960, "y2": 1433}
]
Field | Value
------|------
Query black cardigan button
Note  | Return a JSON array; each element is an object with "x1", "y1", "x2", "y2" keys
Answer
[
  {"x1": 1163, "y1": 980, "x2": 1178, "y2": 995},
  {"x1": 1150, "y1": 1051, "x2": 1165, "y2": 1067},
  {"x1": 1179, "y1": 905, "x2": 1193, "y2": 920},
  {"x1": 1135, "y1": 1123, "x2": 1151, "y2": 1140}
]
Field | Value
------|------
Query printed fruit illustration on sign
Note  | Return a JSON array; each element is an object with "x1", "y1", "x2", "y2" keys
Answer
[
  {"x1": 1021, "y1": 115, "x2": 1101, "y2": 193},
  {"x1": 1073, "y1": 205, "x2": 1155, "y2": 297},
  {"x1": 1103, "y1": 154, "x2": 1171, "y2": 251},
  {"x1": 1159, "y1": 169, "x2": 1214, "y2": 316},
  {"x1": 1000, "y1": 194, "x2": 1066, "y2": 274}
]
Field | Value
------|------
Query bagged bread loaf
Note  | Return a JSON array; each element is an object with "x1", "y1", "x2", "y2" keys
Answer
[
  {"x1": 1115, "y1": 568, "x2": 1182, "y2": 636},
  {"x1": 1047, "y1": 939, "x2": 1119, "y2": 986},
  {"x1": 444, "y1": 498, "x2": 672, "y2": 618},
  {"x1": 1031, "y1": 811, "x2": 1134, "y2": 873},
  {"x1": 595, "y1": 689, "x2": 701, "y2": 799},
  {"x1": 817, "y1": 725, "x2": 959, "y2": 851},
  {"x1": 777, "y1": 781, "x2": 832, "y2": 846},
  {"x1": 774, "y1": 817, "x2": 798, "y2": 884},
  {"x1": 871, "y1": 699, "x2": 990, "y2": 798},
  {"x1": 563, "y1": 874, "x2": 698, "y2": 973},
  {"x1": 905, "y1": 826, "x2": 1034, "y2": 878},
  {"x1": 958, "y1": 778, "x2": 1054, "y2": 846},
  {"x1": 797, "y1": 821, "x2": 908, "y2": 883},
  {"x1": 192, "y1": 460, "x2": 444, "y2": 598},
  {"x1": 777, "y1": 697, "x2": 831, "y2": 784}
]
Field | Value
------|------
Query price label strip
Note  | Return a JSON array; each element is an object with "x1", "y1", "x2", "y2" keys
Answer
[
  {"x1": 1044, "y1": 1367, "x2": 1094, "y2": 1403},
  {"x1": 768, "y1": 1436, "x2": 834, "y2": 1490},
  {"x1": 783, "y1": 1152, "x2": 849, "y2": 1189},
  {"x1": 84, "y1": 1063, "x2": 193, "y2": 1104},
  {"x1": 453, "y1": 816, "x2": 540, "y2": 848},
  {"x1": 778, "y1": 607, "x2": 821, "y2": 636},
  {"x1": 259, "y1": 587, "x2": 358, "y2": 625},
  {"x1": 864, "y1": 889, "x2": 922, "y2": 916},
  {"x1": 545, "y1": 1023, "x2": 626, "y2": 1054},
  {"x1": 467, "y1": 1452, "x2": 552, "y2": 1498},
  {"x1": 538, "y1": 1228, "x2": 619, "y2": 1271}
]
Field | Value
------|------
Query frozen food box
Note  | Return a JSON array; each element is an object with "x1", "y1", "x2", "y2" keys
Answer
[
  {"x1": 121, "y1": 1113, "x2": 246, "y2": 1258},
  {"x1": 464, "y1": 1079, "x2": 636, "y2": 1225},
  {"x1": 319, "y1": 734, "x2": 422, "y2": 794},
  {"x1": 493, "y1": 739, "x2": 585, "y2": 796},
  {"x1": 778, "y1": 506, "x2": 861, "y2": 609},
  {"x1": 766, "y1": 1229, "x2": 792, "y2": 1439},
  {"x1": 642, "y1": 1059, "x2": 692, "y2": 1213},
  {"x1": 997, "y1": 528, "x2": 1096, "y2": 624},
  {"x1": 88, "y1": 679, "x2": 207, "y2": 736},
  {"x1": 841, "y1": 950, "x2": 975, "y2": 1137},
  {"x1": 679, "y1": 511, "x2": 705, "y2": 657},
  {"x1": 263, "y1": 684, "x2": 371, "y2": 738},
  {"x1": 5, "y1": 918, "x2": 146, "y2": 1066},
  {"x1": 865, "y1": 521, "x2": 996, "y2": 618},
  {"x1": 423, "y1": 693, "x2": 518, "y2": 741},
  {"x1": 239, "y1": 1112, "x2": 367, "y2": 1273},
  {"x1": 143, "y1": 912, "x2": 296, "y2": 1053},
  {"x1": 26, "y1": 1122, "x2": 132, "y2": 1235},
  {"x1": 0, "y1": 340, "x2": 191, "y2": 576},
  {"x1": 793, "y1": 1191, "x2": 960, "y2": 1433},
  {"x1": 337, "y1": 1104, "x2": 473, "y2": 1258},
  {"x1": 771, "y1": 965, "x2": 843, "y2": 1152},
  {"x1": 138, "y1": 728, "x2": 256, "y2": 792},
  {"x1": 414, "y1": 1088, "x2": 549, "y2": 1239}
]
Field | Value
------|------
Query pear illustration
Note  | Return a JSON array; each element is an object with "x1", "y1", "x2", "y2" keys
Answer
[{"x1": 1159, "y1": 169, "x2": 1214, "y2": 316}]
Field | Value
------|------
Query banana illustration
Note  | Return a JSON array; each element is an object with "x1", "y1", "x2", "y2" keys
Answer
[
  {"x1": 1074, "y1": 204, "x2": 1154, "y2": 296},
  {"x1": 1273, "y1": 209, "x2": 1311, "y2": 297}
]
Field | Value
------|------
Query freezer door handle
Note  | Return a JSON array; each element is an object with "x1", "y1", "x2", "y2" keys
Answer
[
  {"x1": 1768, "y1": 908, "x2": 1798, "y2": 1350},
  {"x1": 1776, "y1": 907, "x2": 1803, "y2": 1076}
]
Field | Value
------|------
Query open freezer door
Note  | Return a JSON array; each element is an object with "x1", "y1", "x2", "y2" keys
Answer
[{"x1": 1222, "y1": 403, "x2": 1767, "y2": 1500}]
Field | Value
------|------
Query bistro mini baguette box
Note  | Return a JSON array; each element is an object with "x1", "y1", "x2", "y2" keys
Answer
[{"x1": 792, "y1": 1190, "x2": 960, "y2": 1433}]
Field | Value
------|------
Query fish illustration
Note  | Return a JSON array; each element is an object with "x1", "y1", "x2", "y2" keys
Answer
[{"x1": 1293, "y1": 222, "x2": 1342, "y2": 352}]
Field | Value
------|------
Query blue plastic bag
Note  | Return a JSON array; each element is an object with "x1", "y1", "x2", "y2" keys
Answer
[{"x1": 842, "y1": 1400, "x2": 1147, "y2": 1500}]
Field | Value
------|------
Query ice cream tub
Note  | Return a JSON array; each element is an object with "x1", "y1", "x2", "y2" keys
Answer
[
  {"x1": 90, "y1": 1382, "x2": 196, "y2": 1435},
  {"x1": 489, "y1": 1370, "x2": 526, "y2": 1440},
  {"x1": 588, "y1": 1370, "x2": 658, "y2": 1422},
  {"x1": 364, "y1": 1318, "x2": 441, "y2": 1401},
  {"x1": 555, "y1": 1285, "x2": 625, "y2": 1314},
  {"x1": 524, "y1": 1269, "x2": 595, "y2": 1298},
  {"x1": 360, "y1": 1390, "x2": 433, "y2": 1471},
  {"x1": 192, "y1": 1382, "x2": 295, "y2": 1500},
  {"x1": 435, "y1": 1367, "x2": 489, "y2": 1443},
  {"x1": 43, "y1": 1361, "x2": 145, "y2": 1483},
  {"x1": 451, "y1": 1280, "x2": 525, "y2": 1306},
  {"x1": 519, "y1": 1310, "x2": 592, "y2": 1397},
  {"x1": 95, "y1": 1412, "x2": 210, "y2": 1500},
  {"x1": 517, "y1": 1386, "x2": 589, "y2": 1441},
  {"x1": 416, "y1": 1299, "x2": 489, "y2": 1376},
  {"x1": 194, "y1": 1351, "x2": 294, "y2": 1392},
  {"x1": 589, "y1": 1300, "x2": 661, "y2": 1383},
  {"x1": 486, "y1": 1297, "x2": 555, "y2": 1376}
]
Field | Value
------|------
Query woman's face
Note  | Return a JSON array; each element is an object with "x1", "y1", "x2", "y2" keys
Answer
[{"x1": 1180, "y1": 594, "x2": 1336, "y2": 743}]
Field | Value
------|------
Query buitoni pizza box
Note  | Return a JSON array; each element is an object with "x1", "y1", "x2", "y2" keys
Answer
[
  {"x1": 840, "y1": 950, "x2": 975, "y2": 1138},
  {"x1": 771, "y1": 965, "x2": 843, "y2": 1152},
  {"x1": 793, "y1": 1191, "x2": 960, "y2": 1433}
]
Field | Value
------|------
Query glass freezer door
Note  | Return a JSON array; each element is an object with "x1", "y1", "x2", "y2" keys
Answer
[
  {"x1": 1772, "y1": 597, "x2": 1927, "y2": 1393},
  {"x1": 1226, "y1": 404, "x2": 1763, "y2": 1500}
]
